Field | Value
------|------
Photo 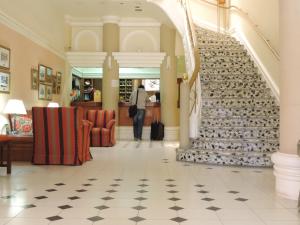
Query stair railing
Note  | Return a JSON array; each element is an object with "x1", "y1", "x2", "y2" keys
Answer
[
  {"x1": 198, "y1": 0, "x2": 280, "y2": 61},
  {"x1": 178, "y1": 0, "x2": 201, "y2": 115}
]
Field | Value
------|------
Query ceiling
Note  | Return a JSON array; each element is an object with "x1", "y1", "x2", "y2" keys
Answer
[{"x1": 51, "y1": 0, "x2": 174, "y2": 26}]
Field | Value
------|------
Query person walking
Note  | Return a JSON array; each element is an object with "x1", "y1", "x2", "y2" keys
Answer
[{"x1": 129, "y1": 84, "x2": 149, "y2": 141}]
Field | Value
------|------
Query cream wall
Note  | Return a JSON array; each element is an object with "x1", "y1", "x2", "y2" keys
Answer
[
  {"x1": 120, "y1": 27, "x2": 160, "y2": 52},
  {"x1": 0, "y1": 22, "x2": 65, "y2": 129},
  {"x1": 72, "y1": 26, "x2": 103, "y2": 52},
  {"x1": 0, "y1": 0, "x2": 65, "y2": 53},
  {"x1": 230, "y1": 0, "x2": 279, "y2": 97}
]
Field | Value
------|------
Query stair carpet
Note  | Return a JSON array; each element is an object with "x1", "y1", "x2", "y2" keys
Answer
[{"x1": 177, "y1": 27, "x2": 279, "y2": 167}]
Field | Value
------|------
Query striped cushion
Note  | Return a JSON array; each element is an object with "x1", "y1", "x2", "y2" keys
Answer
[{"x1": 32, "y1": 107, "x2": 91, "y2": 165}]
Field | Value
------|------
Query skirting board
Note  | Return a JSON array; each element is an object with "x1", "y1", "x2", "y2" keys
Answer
[{"x1": 117, "y1": 126, "x2": 179, "y2": 141}]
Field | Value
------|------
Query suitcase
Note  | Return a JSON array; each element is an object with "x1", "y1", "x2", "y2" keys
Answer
[{"x1": 150, "y1": 120, "x2": 164, "y2": 140}]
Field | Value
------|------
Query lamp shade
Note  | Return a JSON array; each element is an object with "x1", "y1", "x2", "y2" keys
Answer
[
  {"x1": 3, "y1": 99, "x2": 27, "y2": 115},
  {"x1": 47, "y1": 102, "x2": 59, "y2": 107}
]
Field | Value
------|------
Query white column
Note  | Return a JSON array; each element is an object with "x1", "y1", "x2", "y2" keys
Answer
[
  {"x1": 179, "y1": 81, "x2": 190, "y2": 149},
  {"x1": 271, "y1": 0, "x2": 300, "y2": 200}
]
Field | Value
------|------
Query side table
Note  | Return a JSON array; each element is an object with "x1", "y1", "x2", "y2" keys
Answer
[{"x1": 0, "y1": 135, "x2": 12, "y2": 174}]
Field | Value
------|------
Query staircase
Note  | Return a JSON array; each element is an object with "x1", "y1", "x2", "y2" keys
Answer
[{"x1": 177, "y1": 27, "x2": 279, "y2": 167}]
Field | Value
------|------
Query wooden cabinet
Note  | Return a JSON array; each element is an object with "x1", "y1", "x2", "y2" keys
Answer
[{"x1": 119, "y1": 79, "x2": 133, "y2": 102}]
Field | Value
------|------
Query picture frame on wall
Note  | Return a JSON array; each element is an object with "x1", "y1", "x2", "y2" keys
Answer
[
  {"x1": 52, "y1": 75, "x2": 57, "y2": 94},
  {"x1": 38, "y1": 64, "x2": 46, "y2": 82},
  {"x1": 38, "y1": 83, "x2": 46, "y2": 100},
  {"x1": 0, "y1": 70, "x2": 10, "y2": 93},
  {"x1": 0, "y1": 45, "x2": 10, "y2": 70},
  {"x1": 46, "y1": 67, "x2": 53, "y2": 83},
  {"x1": 31, "y1": 68, "x2": 38, "y2": 90},
  {"x1": 46, "y1": 84, "x2": 52, "y2": 100},
  {"x1": 56, "y1": 71, "x2": 62, "y2": 84}
]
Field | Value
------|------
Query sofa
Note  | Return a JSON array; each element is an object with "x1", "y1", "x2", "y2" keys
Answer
[
  {"x1": 32, "y1": 107, "x2": 92, "y2": 165},
  {"x1": 86, "y1": 110, "x2": 116, "y2": 147}
]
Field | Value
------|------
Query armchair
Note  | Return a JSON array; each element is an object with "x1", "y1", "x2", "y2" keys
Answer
[
  {"x1": 87, "y1": 110, "x2": 116, "y2": 147},
  {"x1": 32, "y1": 107, "x2": 92, "y2": 165}
]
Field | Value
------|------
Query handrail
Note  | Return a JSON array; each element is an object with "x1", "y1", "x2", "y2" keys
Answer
[
  {"x1": 198, "y1": 0, "x2": 280, "y2": 60},
  {"x1": 179, "y1": 0, "x2": 201, "y2": 115}
]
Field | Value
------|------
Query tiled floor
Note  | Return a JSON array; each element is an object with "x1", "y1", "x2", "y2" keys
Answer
[{"x1": 0, "y1": 141, "x2": 299, "y2": 225}]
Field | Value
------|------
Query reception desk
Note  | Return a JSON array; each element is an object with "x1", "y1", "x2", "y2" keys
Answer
[
  {"x1": 118, "y1": 102, "x2": 161, "y2": 126},
  {"x1": 70, "y1": 101, "x2": 160, "y2": 126}
]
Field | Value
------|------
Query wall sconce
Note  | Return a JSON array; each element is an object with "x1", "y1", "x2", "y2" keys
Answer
[{"x1": 166, "y1": 55, "x2": 171, "y2": 70}]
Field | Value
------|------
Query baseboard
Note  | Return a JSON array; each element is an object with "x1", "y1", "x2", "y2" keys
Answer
[{"x1": 117, "y1": 126, "x2": 179, "y2": 141}]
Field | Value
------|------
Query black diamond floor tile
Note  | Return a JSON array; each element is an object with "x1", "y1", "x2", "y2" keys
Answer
[
  {"x1": 110, "y1": 184, "x2": 120, "y2": 187},
  {"x1": 170, "y1": 217, "x2": 187, "y2": 223},
  {"x1": 55, "y1": 183, "x2": 65, "y2": 186},
  {"x1": 202, "y1": 197, "x2": 215, "y2": 202},
  {"x1": 87, "y1": 216, "x2": 103, "y2": 222},
  {"x1": 2, "y1": 196, "x2": 14, "y2": 199},
  {"x1": 16, "y1": 188, "x2": 27, "y2": 192},
  {"x1": 206, "y1": 167, "x2": 213, "y2": 170},
  {"x1": 129, "y1": 216, "x2": 146, "y2": 222},
  {"x1": 232, "y1": 170, "x2": 240, "y2": 173},
  {"x1": 198, "y1": 190, "x2": 209, "y2": 194},
  {"x1": 195, "y1": 184, "x2": 205, "y2": 188},
  {"x1": 106, "y1": 189, "x2": 117, "y2": 193},
  {"x1": 235, "y1": 197, "x2": 248, "y2": 202},
  {"x1": 46, "y1": 189, "x2": 57, "y2": 192},
  {"x1": 102, "y1": 196, "x2": 114, "y2": 201},
  {"x1": 138, "y1": 184, "x2": 148, "y2": 187},
  {"x1": 169, "y1": 206, "x2": 184, "y2": 211},
  {"x1": 206, "y1": 206, "x2": 221, "y2": 211},
  {"x1": 82, "y1": 184, "x2": 92, "y2": 186},
  {"x1": 114, "y1": 178, "x2": 123, "y2": 181},
  {"x1": 76, "y1": 189, "x2": 87, "y2": 192},
  {"x1": 68, "y1": 196, "x2": 80, "y2": 200},
  {"x1": 228, "y1": 191, "x2": 239, "y2": 194},
  {"x1": 46, "y1": 216, "x2": 63, "y2": 221},
  {"x1": 137, "y1": 190, "x2": 148, "y2": 193},
  {"x1": 23, "y1": 204, "x2": 36, "y2": 209},
  {"x1": 35, "y1": 196, "x2": 48, "y2": 200},
  {"x1": 58, "y1": 205, "x2": 73, "y2": 210},
  {"x1": 140, "y1": 179, "x2": 149, "y2": 181},
  {"x1": 167, "y1": 190, "x2": 178, "y2": 194},
  {"x1": 168, "y1": 197, "x2": 181, "y2": 201},
  {"x1": 166, "y1": 184, "x2": 176, "y2": 187},
  {"x1": 95, "y1": 205, "x2": 109, "y2": 210},
  {"x1": 134, "y1": 197, "x2": 147, "y2": 201},
  {"x1": 165, "y1": 179, "x2": 175, "y2": 182},
  {"x1": 132, "y1": 205, "x2": 147, "y2": 210},
  {"x1": 88, "y1": 178, "x2": 97, "y2": 181}
]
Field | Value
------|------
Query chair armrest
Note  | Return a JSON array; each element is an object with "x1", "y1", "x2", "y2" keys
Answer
[{"x1": 106, "y1": 119, "x2": 116, "y2": 130}]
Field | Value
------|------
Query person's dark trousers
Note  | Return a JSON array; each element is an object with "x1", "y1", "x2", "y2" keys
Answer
[{"x1": 133, "y1": 109, "x2": 145, "y2": 140}]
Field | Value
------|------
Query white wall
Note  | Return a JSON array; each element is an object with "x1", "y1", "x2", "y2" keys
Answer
[
  {"x1": 230, "y1": 0, "x2": 280, "y2": 98},
  {"x1": 72, "y1": 26, "x2": 103, "y2": 51}
]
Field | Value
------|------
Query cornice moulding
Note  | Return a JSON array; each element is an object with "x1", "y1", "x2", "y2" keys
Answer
[
  {"x1": 66, "y1": 51, "x2": 107, "y2": 67},
  {"x1": 0, "y1": 9, "x2": 65, "y2": 59}
]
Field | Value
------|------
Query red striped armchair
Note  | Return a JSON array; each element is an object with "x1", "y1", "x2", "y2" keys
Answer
[
  {"x1": 32, "y1": 107, "x2": 92, "y2": 165},
  {"x1": 87, "y1": 110, "x2": 116, "y2": 147}
]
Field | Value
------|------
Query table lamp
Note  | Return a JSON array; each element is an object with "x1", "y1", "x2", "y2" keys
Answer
[{"x1": 3, "y1": 99, "x2": 27, "y2": 135}]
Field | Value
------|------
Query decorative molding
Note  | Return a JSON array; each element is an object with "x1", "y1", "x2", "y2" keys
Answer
[
  {"x1": 121, "y1": 30, "x2": 159, "y2": 52},
  {"x1": 73, "y1": 30, "x2": 100, "y2": 51},
  {"x1": 65, "y1": 15, "x2": 103, "y2": 27},
  {"x1": 0, "y1": 9, "x2": 65, "y2": 59},
  {"x1": 66, "y1": 52, "x2": 107, "y2": 67},
  {"x1": 112, "y1": 52, "x2": 166, "y2": 68},
  {"x1": 272, "y1": 152, "x2": 300, "y2": 200},
  {"x1": 119, "y1": 21, "x2": 161, "y2": 27},
  {"x1": 233, "y1": 30, "x2": 280, "y2": 102},
  {"x1": 118, "y1": 126, "x2": 179, "y2": 141},
  {"x1": 102, "y1": 16, "x2": 121, "y2": 24}
]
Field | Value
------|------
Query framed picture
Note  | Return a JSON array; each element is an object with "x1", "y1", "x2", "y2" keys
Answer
[
  {"x1": 0, "y1": 70, "x2": 10, "y2": 93},
  {"x1": 57, "y1": 84, "x2": 61, "y2": 94},
  {"x1": 56, "y1": 72, "x2": 62, "y2": 84},
  {"x1": 52, "y1": 75, "x2": 57, "y2": 94},
  {"x1": 38, "y1": 83, "x2": 46, "y2": 100},
  {"x1": 46, "y1": 84, "x2": 52, "y2": 100},
  {"x1": 0, "y1": 45, "x2": 10, "y2": 70},
  {"x1": 46, "y1": 67, "x2": 52, "y2": 82},
  {"x1": 38, "y1": 64, "x2": 46, "y2": 82},
  {"x1": 31, "y1": 68, "x2": 38, "y2": 90}
]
